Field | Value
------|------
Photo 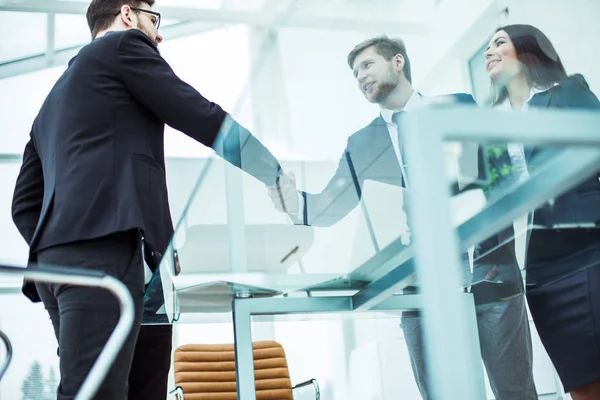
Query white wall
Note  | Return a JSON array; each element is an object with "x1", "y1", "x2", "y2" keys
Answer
[
  {"x1": 499, "y1": 0, "x2": 600, "y2": 94},
  {"x1": 420, "y1": 0, "x2": 600, "y2": 99}
]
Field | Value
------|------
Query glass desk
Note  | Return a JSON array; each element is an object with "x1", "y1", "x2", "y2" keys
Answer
[{"x1": 142, "y1": 105, "x2": 600, "y2": 400}]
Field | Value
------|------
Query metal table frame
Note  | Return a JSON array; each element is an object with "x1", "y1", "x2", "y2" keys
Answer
[{"x1": 222, "y1": 107, "x2": 600, "y2": 400}]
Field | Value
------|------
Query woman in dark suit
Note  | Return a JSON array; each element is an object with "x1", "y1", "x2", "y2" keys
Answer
[{"x1": 484, "y1": 24, "x2": 600, "y2": 399}]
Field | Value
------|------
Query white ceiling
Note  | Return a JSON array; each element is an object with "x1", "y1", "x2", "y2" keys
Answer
[{"x1": 0, "y1": 0, "x2": 443, "y2": 78}]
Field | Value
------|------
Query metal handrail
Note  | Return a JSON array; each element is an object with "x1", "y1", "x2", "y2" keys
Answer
[
  {"x1": 0, "y1": 329, "x2": 12, "y2": 381},
  {"x1": 0, "y1": 264, "x2": 135, "y2": 400}
]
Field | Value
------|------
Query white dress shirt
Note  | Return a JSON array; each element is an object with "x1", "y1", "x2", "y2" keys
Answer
[
  {"x1": 494, "y1": 85, "x2": 555, "y2": 268},
  {"x1": 495, "y1": 85, "x2": 555, "y2": 182},
  {"x1": 379, "y1": 90, "x2": 428, "y2": 186}
]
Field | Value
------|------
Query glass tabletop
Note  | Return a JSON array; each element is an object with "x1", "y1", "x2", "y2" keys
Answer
[{"x1": 142, "y1": 101, "x2": 600, "y2": 325}]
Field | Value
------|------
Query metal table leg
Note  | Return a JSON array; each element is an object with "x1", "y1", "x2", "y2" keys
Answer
[
  {"x1": 233, "y1": 296, "x2": 256, "y2": 400},
  {"x1": 403, "y1": 114, "x2": 486, "y2": 400}
]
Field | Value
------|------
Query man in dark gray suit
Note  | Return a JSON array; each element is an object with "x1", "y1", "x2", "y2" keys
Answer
[
  {"x1": 268, "y1": 36, "x2": 537, "y2": 399},
  {"x1": 11, "y1": 1, "x2": 282, "y2": 399}
]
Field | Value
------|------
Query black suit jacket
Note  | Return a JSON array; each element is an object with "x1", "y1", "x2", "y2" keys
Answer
[
  {"x1": 520, "y1": 74, "x2": 600, "y2": 271},
  {"x1": 12, "y1": 29, "x2": 280, "y2": 302},
  {"x1": 526, "y1": 74, "x2": 600, "y2": 227}
]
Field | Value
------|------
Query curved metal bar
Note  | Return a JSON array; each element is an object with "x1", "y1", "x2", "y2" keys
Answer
[
  {"x1": 0, "y1": 329, "x2": 13, "y2": 381},
  {"x1": 0, "y1": 265, "x2": 135, "y2": 400},
  {"x1": 292, "y1": 378, "x2": 320, "y2": 400}
]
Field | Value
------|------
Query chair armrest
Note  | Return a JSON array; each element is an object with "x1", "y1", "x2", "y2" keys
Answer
[
  {"x1": 168, "y1": 386, "x2": 184, "y2": 400},
  {"x1": 292, "y1": 378, "x2": 320, "y2": 400}
]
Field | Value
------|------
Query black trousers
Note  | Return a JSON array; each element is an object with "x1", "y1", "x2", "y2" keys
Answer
[
  {"x1": 129, "y1": 324, "x2": 173, "y2": 400},
  {"x1": 35, "y1": 230, "x2": 172, "y2": 400}
]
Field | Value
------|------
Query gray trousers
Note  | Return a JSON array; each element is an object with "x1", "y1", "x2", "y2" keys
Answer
[{"x1": 401, "y1": 296, "x2": 537, "y2": 400}]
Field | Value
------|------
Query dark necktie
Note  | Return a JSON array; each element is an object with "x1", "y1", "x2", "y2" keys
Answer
[{"x1": 392, "y1": 111, "x2": 409, "y2": 187}]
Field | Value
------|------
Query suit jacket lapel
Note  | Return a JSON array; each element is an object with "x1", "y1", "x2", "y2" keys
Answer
[
  {"x1": 528, "y1": 89, "x2": 553, "y2": 109},
  {"x1": 352, "y1": 116, "x2": 402, "y2": 180},
  {"x1": 524, "y1": 88, "x2": 554, "y2": 163},
  {"x1": 368, "y1": 116, "x2": 396, "y2": 159}
]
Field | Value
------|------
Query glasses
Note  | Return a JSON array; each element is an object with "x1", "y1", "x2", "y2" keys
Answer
[{"x1": 114, "y1": 7, "x2": 161, "y2": 29}]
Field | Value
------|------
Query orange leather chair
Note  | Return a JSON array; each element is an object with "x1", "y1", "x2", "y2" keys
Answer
[{"x1": 170, "y1": 341, "x2": 320, "y2": 399}]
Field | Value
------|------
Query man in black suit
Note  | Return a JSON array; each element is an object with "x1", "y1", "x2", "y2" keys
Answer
[
  {"x1": 11, "y1": 1, "x2": 281, "y2": 399},
  {"x1": 268, "y1": 36, "x2": 537, "y2": 399}
]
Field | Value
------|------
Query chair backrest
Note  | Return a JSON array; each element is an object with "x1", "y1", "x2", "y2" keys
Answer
[{"x1": 174, "y1": 341, "x2": 293, "y2": 400}]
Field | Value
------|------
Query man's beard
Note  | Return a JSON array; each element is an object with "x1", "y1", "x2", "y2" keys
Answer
[
  {"x1": 369, "y1": 70, "x2": 399, "y2": 104},
  {"x1": 137, "y1": 22, "x2": 159, "y2": 48}
]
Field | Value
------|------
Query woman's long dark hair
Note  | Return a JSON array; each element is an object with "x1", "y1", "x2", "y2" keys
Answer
[{"x1": 491, "y1": 24, "x2": 568, "y2": 106}]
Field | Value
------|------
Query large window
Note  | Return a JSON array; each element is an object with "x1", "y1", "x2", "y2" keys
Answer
[{"x1": 468, "y1": 42, "x2": 490, "y2": 105}]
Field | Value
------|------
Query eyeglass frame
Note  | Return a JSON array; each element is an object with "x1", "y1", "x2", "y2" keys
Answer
[{"x1": 114, "y1": 6, "x2": 161, "y2": 29}]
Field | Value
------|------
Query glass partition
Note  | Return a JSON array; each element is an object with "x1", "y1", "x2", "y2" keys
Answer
[
  {"x1": 147, "y1": 107, "x2": 600, "y2": 313},
  {"x1": 139, "y1": 2, "x2": 600, "y2": 397}
]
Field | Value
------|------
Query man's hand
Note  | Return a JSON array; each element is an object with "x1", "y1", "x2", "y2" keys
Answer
[{"x1": 267, "y1": 171, "x2": 299, "y2": 213}]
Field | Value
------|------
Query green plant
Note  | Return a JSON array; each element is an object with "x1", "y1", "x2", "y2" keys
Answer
[{"x1": 482, "y1": 144, "x2": 518, "y2": 192}]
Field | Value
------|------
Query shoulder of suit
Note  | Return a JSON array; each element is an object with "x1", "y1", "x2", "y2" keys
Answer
[
  {"x1": 553, "y1": 73, "x2": 592, "y2": 94},
  {"x1": 533, "y1": 73, "x2": 595, "y2": 101},
  {"x1": 70, "y1": 31, "x2": 131, "y2": 65},
  {"x1": 453, "y1": 93, "x2": 476, "y2": 103},
  {"x1": 529, "y1": 73, "x2": 600, "y2": 111},
  {"x1": 346, "y1": 116, "x2": 386, "y2": 145},
  {"x1": 359, "y1": 116, "x2": 386, "y2": 134},
  {"x1": 116, "y1": 29, "x2": 158, "y2": 51},
  {"x1": 441, "y1": 93, "x2": 475, "y2": 104},
  {"x1": 121, "y1": 28, "x2": 152, "y2": 40},
  {"x1": 94, "y1": 30, "x2": 129, "y2": 44}
]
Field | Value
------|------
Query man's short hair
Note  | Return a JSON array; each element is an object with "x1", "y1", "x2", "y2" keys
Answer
[
  {"x1": 347, "y1": 36, "x2": 412, "y2": 83},
  {"x1": 86, "y1": 0, "x2": 156, "y2": 39}
]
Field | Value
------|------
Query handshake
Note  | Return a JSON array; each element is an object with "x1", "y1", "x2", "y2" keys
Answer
[
  {"x1": 266, "y1": 171, "x2": 411, "y2": 246},
  {"x1": 267, "y1": 171, "x2": 300, "y2": 214}
]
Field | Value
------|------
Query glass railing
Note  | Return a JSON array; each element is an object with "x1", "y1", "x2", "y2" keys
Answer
[
  {"x1": 144, "y1": 105, "x2": 600, "y2": 399},
  {"x1": 146, "y1": 105, "x2": 600, "y2": 310}
]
